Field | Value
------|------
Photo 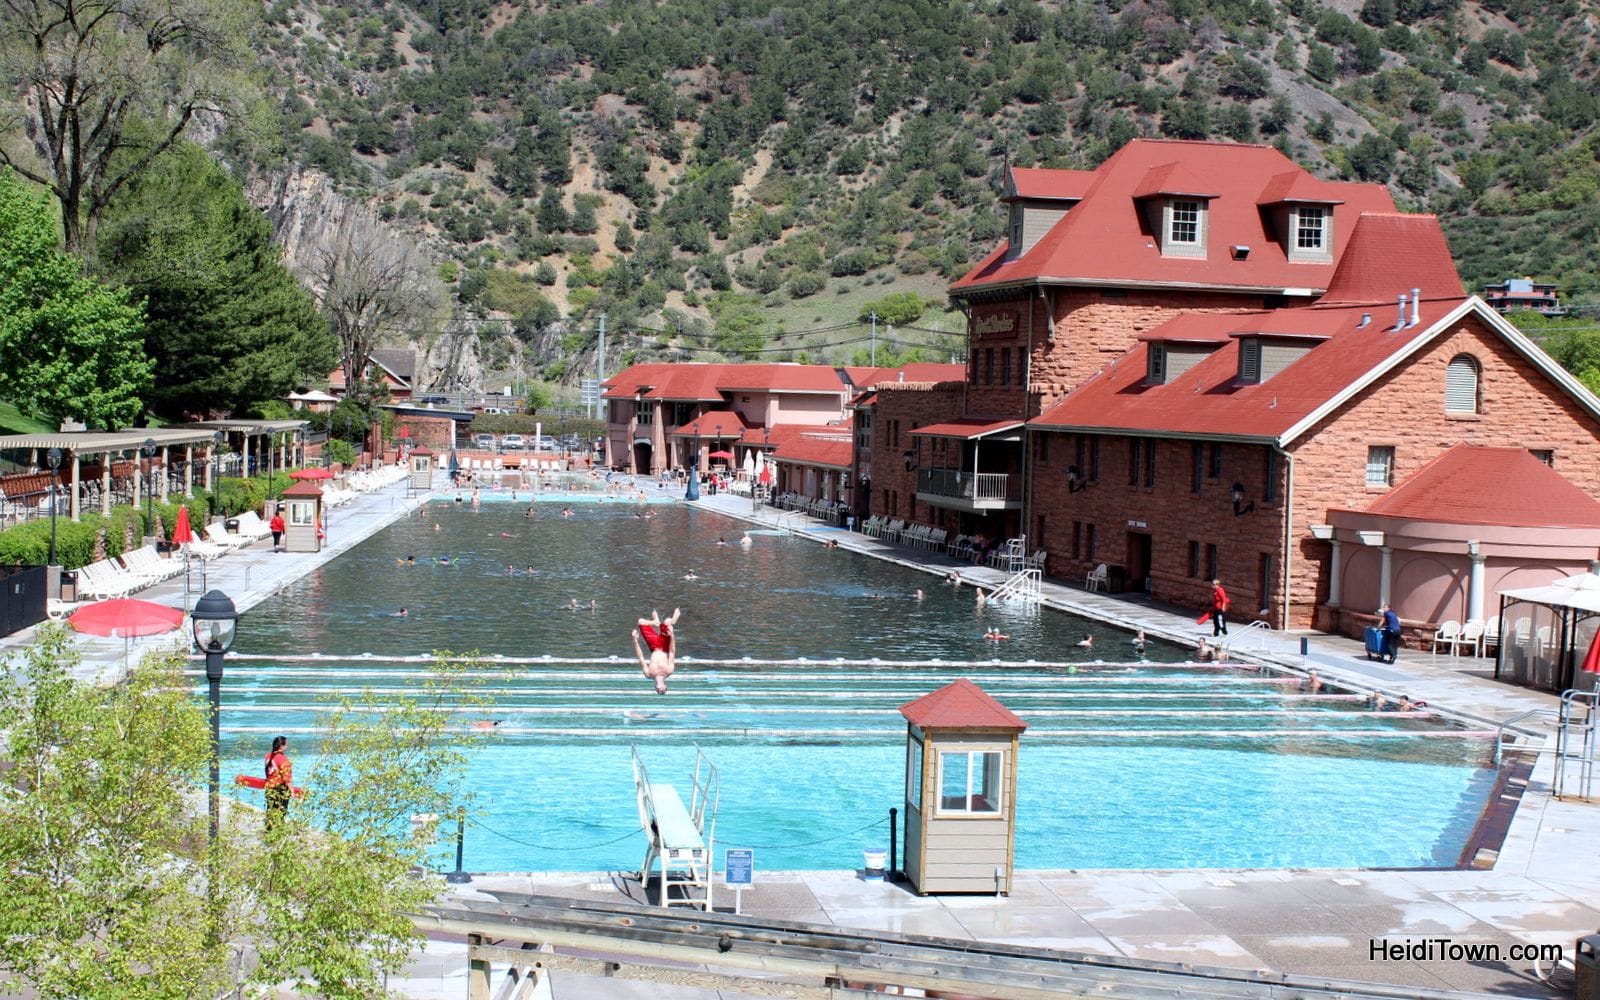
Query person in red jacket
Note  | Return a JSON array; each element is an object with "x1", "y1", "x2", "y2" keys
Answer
[
  {"x1": 264, "y1": 735, "x2": 293, "y2": 832},
  {"x1": 269, "y1": 510, "x2": 285, "y2": 551},
  {"x1": 1210, "y1": 579, "x2": 1230, "y2": 636}
]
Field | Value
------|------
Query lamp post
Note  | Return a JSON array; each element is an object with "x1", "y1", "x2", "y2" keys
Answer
[
  {"x1": 46, "y1": 448, "x2": 61, "y2": 565},
  {"x1": 210, "y1": 431, "x2": 224, "y2": 500},
  {"x1": 141, "y1": 438, "x2": 157, "y2": 537},
  {"x1": 193, "y1": 589, "x2": 237, "y2": 941}
]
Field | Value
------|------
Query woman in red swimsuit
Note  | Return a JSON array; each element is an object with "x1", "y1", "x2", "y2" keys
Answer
[{"x1": 632, "y1": 607, "x2": 682, "y2": 694}]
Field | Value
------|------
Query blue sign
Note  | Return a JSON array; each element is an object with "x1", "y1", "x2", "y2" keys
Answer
[{"x1": 724, "y1": 848, "x2": 754, "y2": 887}]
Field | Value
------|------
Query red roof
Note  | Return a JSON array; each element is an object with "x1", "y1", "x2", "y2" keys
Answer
[
  {"x1": 1130, "y1": 161, "x2": 1220, "y2": 200},
  {"x1": 951, "y1": 139, "x2": 1396, "y2": 295},
  {"x1": 282, "y1": 481, "x2": 323, "y2": 498},
  {"x1": 1256, "y1": 170, "x2": 1348, "y2": 206},
  {"x1": 767, "y1": 424, "x2": 853, "y2": 469},
  {"x1": 603, "y1": 363, "x2": 726, "y2": 402},
  {"x1": 843, "y1": 363, "x2": 965, "y2": 387},
  {"x1": 909, "y1": 418, "x2": 1023, "y2": 439},
  {"x1": 670, "y1": 411, "x2": 746, "y2": 437},
  {"x1": 1318, "y1": 214, "x2": 1464, "y2": 305},
  {"x1": 1340, "y1": 446, "x2": 1600, "y2": 528},
  {"x1": 900, "y1": 679, "x2": 1027, "y2": 731},
  {"x1": 1004, "y1": 166, "x2": 1095, "y2": 202}
]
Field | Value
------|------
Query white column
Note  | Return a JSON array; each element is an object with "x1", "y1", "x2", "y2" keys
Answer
[
  {"x1": 101, "y1": 452, "x2": 111, "y2": 516},
  {"x1": 159, "y1": 446, "x2": 170, "y2": 499},
  {"x1": 1378, "y1": 546, "x2": 1393, "y2": 608},
  {"x1": 184, "y1": 445, "x2": 193, "y2": 497},
  {"x1": 70, "y1": 453, "x2": 80, "y2": 521},
  {"x1": 1467, "y1": 541, "x2": 1486, "y2": 622},
  {"x1": 205, "y1": 446, "x2": 214, "y2": 492},
  {"x1": 131, "y1": 454, "x2": 141, "y2": 511},
  {"x1": 1326, "y1": 538, "x2": 1343, "y2": 608}
]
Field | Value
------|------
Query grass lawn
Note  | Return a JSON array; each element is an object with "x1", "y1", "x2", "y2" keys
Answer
[
  {"x1": 0, "y1": 402, "x2": 54, "y2": 435},
  {"x1": 749, "y1": 272, "x2": 967, "y2": 363}
]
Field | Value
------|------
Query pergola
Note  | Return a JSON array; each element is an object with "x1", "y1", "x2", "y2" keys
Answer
[
  {"x1": 0, "y1": 420, "x2": 309, "y2": 524},
  {"x1": 1497, "y1": 571, "x2": 1600, "y2": 693},
  {"x1": 0, "y1": 428, "x2": 224, "y2": 521}
]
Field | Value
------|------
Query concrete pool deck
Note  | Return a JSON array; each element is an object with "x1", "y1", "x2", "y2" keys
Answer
[{"x1": 9, "y1": 475, "x2": 1595, "y2": 998}]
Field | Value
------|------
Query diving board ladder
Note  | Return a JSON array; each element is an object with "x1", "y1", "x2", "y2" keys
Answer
[{"x1": 631, "y1": 745, "x2": 719, "y2": 909}]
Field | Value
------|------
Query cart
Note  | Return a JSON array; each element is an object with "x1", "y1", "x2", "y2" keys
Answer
[{"x1": 1363, "y1": 626, "x2": 1386, "y2": 661}]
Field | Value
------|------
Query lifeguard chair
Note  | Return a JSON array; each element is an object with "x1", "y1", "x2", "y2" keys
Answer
[
  {"x1": 899, "y1": 678, "x2": 1027, "y2": 895},
  {"x1": 408, "y1": 446, "x2": 434, "y2": 490},
  {"x1": 631, "y1": 746, "x2": 718, "y2": 909},
  {"x1": 280, "y1": 481, "x2": 323, "y2": 554}
]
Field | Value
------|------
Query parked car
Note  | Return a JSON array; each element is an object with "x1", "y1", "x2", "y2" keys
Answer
[
  {"x1": 500, "y1": 434, "x2": 526, "y2": 450},
  {"x1": 417, "y1": 394, "x2": 450, "y2": 404},
  {"x1": 482, "y1": 406, "x2": 507, "y2": 415},
  {"x1": 472, "y1": 433, "x2": 497, "y2": 451},
  {"x1": 536, "y1": 435, "x2": 559, "y2": 451}
]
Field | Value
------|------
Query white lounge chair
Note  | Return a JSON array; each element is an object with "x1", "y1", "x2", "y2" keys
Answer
[
  {"x1": 1431, "y1": 619, "x2": 1461, "y2": 654},
  {"x1": 1459, "y1": 619, "x2": 1485, "y2": 657},
  {"x1": 205, "y1": 523, "x2": 251, "y2": 550}
]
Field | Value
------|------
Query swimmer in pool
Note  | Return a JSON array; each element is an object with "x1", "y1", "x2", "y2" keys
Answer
[
  {"x1": 633, "y1": 607, "x2": 682, "y2": 694},
  {"x1": 393, "y1": 607, "x2": 408, "y2": 618},
  {"x1": 435, "y1": 556, "x2": 452, "y2": 565},
  {"x1": 470, "y1": 720, "x2": 502, "y2": 730},
  {"x1": 683, "y1": 570, "x2": 698, "y2": 581},
  {"x1": 984, "y1": 628, "x2": 1009, "y2": 641},
  {"x1": 715, "y1": 537, "x2": 728, "y2": 546},
  {"x1": 739, "y1": 533, "x2": 752, "y2": 547},
  {"x1": 1131, "y1": 631, "x2": 1147, "y2": 654},
  {"x1": 1075, "y1": 634, "x2": 1093, "y2": 649}
]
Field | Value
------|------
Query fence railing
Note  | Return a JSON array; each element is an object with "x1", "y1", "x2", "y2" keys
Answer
[{"x1": 917, "y1": 468, "x2": 1017, "y2": 502}]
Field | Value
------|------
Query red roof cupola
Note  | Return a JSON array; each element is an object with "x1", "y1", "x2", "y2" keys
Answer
[{"x1": 900, "y1": 679, "x2": 1027, "y2": 731}]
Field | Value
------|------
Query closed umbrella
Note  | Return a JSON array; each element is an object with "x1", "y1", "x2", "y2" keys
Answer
[
  {"x1": 1582, "y1": 629, "x2": 1600, "y2": 674},
  {"x1": 172, "y1": 505, "x2": 195, "y2": 602},
  {"x1": 742, "y1": 451, "x2": 755, "y2": 477}
]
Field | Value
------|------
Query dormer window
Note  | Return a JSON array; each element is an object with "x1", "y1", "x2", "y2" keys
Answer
[
  {"x1": 1286, "y1": 204, "x2": 1334, "y2": 262},
  {"x1": 1008, "y1": 205, "x2": 1024, "y2": 251},
  {"x1": 1162, "y1": 199, "x2": 1206, "y2": 258},
  {"x1": 1238, "y1": 339, "x2": 1261, "y2": 383},
  {"x1": 1146, "y1": 344, "x2": 1167, "y2": 383},
  {"x1": 1236, "y1": 335, "x2": 1318, "y2": 384}
]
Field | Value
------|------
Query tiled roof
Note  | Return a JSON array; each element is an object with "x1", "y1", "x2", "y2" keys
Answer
[
  {"x1": 1004, "y1": 166, "x2": 1096, "y2": 201},
  {"x1": 1317, "y1": 214, "x2": 1465, "y2": 305},
  {"x1": 717, "y1": 367, "x2": 850, "y2": 393},
  {"x1": 1256, "y1": 170, "x2": 1348, "y2": 206},
  {"x1": 900, "y1": 678, "x2": 1028, "y2": 731},
  {"x1": 1345, "y1": 445, "x2": 1600, "y2": 528},
  {"x1": 602, "y1": 363, "x2": 726, "y2": 402},
  {"x1": 842, "y1": 363, "x2": 965, "y2": 387},
  {"x1": 604, "y1": 362, "x2": 964, "y2": 401},
  {"x1": 1130, "y1": 161, "x2": 1220, "y2": 200},
  {"x1": 767, "y1": 424, "x2": 853, "y2": 469},
  {"x1": 370, "y1": 349, "x2": 417, "y2": 382},
  {"x1": 951, "y1": 139, "x2": 1396, "y2": 295},
  {"x1": 910, "y1": 418, "x2": 1024, "y2": 439},
  {"x1": 670, "y1": 410, "x2": 746, "y2": 437}
]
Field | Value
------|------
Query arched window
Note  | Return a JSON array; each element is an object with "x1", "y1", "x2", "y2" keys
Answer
[{"x1": 1445, "y1": 354, "x2": 1480, "y2": 414}]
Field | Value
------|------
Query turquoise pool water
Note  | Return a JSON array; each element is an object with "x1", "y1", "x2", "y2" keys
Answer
[{"x1": 216, "y1": 499, "x2": 1498, "y2": 873}]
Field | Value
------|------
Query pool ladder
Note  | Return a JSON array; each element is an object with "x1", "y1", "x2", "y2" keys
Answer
[
  {"x1": 987, "y1": 567, "x2": 1041, "y2": 605},
  {"x1": 1491, "y1": 691, "x2": 1596, "y2": 800}
]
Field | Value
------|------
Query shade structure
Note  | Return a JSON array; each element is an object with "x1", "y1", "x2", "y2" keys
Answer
[
  {"x1": 707, "y1": 450, "x2": 735, "y2": 461},
  {"x1": 69, "y1": 598, "x2": 184, "y2": 638},
  {"x1": 172, "y1": 505, "x2": 194, "y2": 545},
  {"x1": 289, "y1": 467, "x2": 334, "y2": 480}
]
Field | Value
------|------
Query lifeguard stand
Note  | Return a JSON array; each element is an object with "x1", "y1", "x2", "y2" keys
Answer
[
  {"x1": 408, "y1": 446, "x2": 434, "y2": 491},
  {"x1": 898, "y1": 678, "x2": 1027, "y2": 895},
  {"x1": 281, "y1": 481, "x2": 323, "y2": 553}
]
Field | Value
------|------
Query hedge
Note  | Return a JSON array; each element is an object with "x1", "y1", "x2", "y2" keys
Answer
[
  {"x1": 0, "y1": 493, "x2": 218, "y2": 570},
  {"x1": 213, "y1": 475, "x2": 287, "y2": 517}
]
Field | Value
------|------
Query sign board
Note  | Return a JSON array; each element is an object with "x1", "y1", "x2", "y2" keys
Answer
[
  {"x1": 724, "y1": 848, "x2": 754, "y2": 886},
  {"x1": 579, "y1": 378, "x2": 600, "y2": 403},
  {"x1": 1126, "y1": 519, "x2": 1148, "y2": 529}
]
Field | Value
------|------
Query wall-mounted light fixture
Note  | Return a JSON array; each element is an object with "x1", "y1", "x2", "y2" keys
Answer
[
  {"x1": 1066, "y1": 464, "x2": 1086, "y2": 493},
  {"x1": 902, "y1": 449, "x2": 916, "y2": 472},
  {"x1": 1230, "y1": 482, "x2": 1255, "y2": 516}
]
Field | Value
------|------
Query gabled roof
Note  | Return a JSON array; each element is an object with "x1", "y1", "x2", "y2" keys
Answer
[
  {"x1": 1317, "y1": 214, "x2": 1464, "y2": 305},
  {"x1": 716, "y1": 366, "x2": 851, "y2": 394},
  {"x1": 370, "y1": 349, "x2": 418, "y2": 383},
  {"x1": 952, "y1": 139, "x2": 1397, "y2": 296},
  {"x1": 900, "y1": 679, "x2": 1027, "y2": 731},
  {"x1": 1337, "y1": 445, "x2": 1600, "y2": 529},
  {"x1": 842, "y1": 363, "x2": 965, "y2": 387},
  {"x1": 1130, "y1": 161, "x2": 1220, "y2": 200},
  {"x1": 1003, "y1": 166, "x2": 1096, "y2": 202},
  {"x1": 670, "y1": 410, "x2": 746, "y2": 437},
  {"x1": 603, "y1": 363, "x2": 726, "y2": 402},
  {"x1": 1256, "y1": 170, "x2": 1348, "y2": 206}
]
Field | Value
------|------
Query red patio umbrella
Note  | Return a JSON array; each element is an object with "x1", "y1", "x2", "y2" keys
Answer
[
  {"x1": 289, "y1": 467, "x2": 335, "y2": 480},
  {"x1": 172, "y1": 504, "x2": 193, "y2": 545},
  {"x1": 1581, "y1": 628, "x2": 1600, "y2": 674},
  {"x1": 69, "y1": 598, "x2": 184, "y2": 638},
  {"x1": 707, "y1": 450, "x2": 735, "y2": 461}
]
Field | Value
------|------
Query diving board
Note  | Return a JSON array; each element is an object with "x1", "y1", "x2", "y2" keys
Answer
[{"x1": 631, "y1": 745, "x2": 718, "y2": 909}]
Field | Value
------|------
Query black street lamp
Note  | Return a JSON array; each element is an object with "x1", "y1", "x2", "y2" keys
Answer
[
  {"x1": 141, "y1": 438, "x2": 157, "y2": 537},
  {"x1": 192, "y1": 590, "x2": 239, "y2": 850},
  {"x1": 46, "y1": 448, "x2": 61, "y2": 565}
]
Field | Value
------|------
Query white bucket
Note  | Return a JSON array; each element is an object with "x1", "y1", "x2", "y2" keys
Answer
[{"x1": 862, "y1": 848, "x2": 887, "y2": 880}]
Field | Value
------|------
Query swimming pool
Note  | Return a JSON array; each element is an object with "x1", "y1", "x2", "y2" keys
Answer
[{"x1": 217, "y1": 501, "x2": 1498, "y2": 873}]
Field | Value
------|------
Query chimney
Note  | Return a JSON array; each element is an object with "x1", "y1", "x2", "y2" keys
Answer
[
  {"x1": 898, "y1": 371, "x2": 905, "y2": 382},
  {"x1": 1393, "y1": 293, "x2": 1408, "y2": 332},
  {"x1": 1409, "y1": 287, "x2": 1421, "y2": 327}
]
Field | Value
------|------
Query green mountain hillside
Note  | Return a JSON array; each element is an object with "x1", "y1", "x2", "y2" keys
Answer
[{"x1": 245, "y1": 0, "x2": 1600, "y2": 374}]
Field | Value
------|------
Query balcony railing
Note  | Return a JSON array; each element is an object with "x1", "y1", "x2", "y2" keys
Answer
[{"x1": 917, "y1": 468, "x2": 1018, "y2": 503}]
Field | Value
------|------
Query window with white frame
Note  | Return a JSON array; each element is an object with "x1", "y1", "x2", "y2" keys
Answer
[
  {"x1": 937, "y1": 749, "x2": 1002, "y2": 815},
  {"x1": 1366, "y1": 446, "x2": 1394, "y2": 487},
  {"x1": 1147, "y1": 343, "x2": 1168, "y2": 383},
  {"x1": 1296, "y1": 206, "x2": 1327, "y2": 251},
  {"x1": 1445, "y1": 354, "x2": 1481, "y2": 414},
  {"x1": 906, "y1": 738, "x2": 924, "y2": 809},
  {"x1": 1168, "y1": 199, "x2": 1200, "y2": 245}
]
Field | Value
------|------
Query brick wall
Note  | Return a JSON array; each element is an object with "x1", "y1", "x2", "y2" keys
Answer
[
  {"x1": 1033, "y1": 432, "x2": 1289, "y2": 623},
  {"x1": 397, "y1": 416, "x2": 455, "y2": 451},
  {"x1": 868, "y1": 382, "x2": 965, "y2": 524},
  {"x1": 1285, "y1": 311, "x2": 1600, "y2": 628}
]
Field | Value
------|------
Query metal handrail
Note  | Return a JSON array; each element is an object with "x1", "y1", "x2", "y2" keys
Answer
[
  {"x1": 1553, "y1": 690, "x2": 1597, "y2": 799},
  {"x1": 1492, "y1": 707, "x2": 1557, "y2": 766},
  {"x1": 988, "y1": 567, "x2": 1042, "y2": 605},
  {"x1": 1220, "y1": 619, "x2": 1272, "y2": 653}
]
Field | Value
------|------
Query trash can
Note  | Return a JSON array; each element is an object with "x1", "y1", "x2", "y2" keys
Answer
[
  {"x1": 862, "y1": 848, "x2": 886, "y2": 881},
  {"x1": 1107, "y1": 565, "x2": 1127, "y2": 593},
  {"x1": 1363, "y1": 626, "x2": 1385, "y2": 661},
  {"x1": 59, "y1": 570, "x2": 77, "y2": 603},
  {"x1": 1576, "y1": 933, "x2": 1598, "y2": 1000}
]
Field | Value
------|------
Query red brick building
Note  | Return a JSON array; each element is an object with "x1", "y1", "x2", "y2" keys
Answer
[{"x1": 874, "y1": 139, "x2": 1600, "y2": 639}]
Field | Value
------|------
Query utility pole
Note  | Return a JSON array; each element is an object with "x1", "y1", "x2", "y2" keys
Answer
[
  {"x1": 870, "y1": 312, "x2": 878, "y2": 366},
  {"x1": 595, "y1": 312, "x2": 607, "y2": 420}
]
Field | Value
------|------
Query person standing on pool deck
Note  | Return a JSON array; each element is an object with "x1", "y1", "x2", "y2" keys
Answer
[
  {"x1": 264, "y1": 736, "x2": 293, "y2": 832},
  {"x1": 633, "y1": 607, "x2": 682, "y2": 694},
  {"x1": 1381, "y1": 603, "x2": 1402, "y2": 663},
  {"x1": 1209, "y1": 579, "x2": 1230, "y2": 636},
  {"x1": 269, "y1": 509, "x2": 285, "y2": 552}
]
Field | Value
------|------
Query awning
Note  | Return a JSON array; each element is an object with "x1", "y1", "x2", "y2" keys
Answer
[
  {"x1": 1501, "y1": 572, "x2": 1600, "y2": 615},
  {"x1": 909, "y1": 419, "x2": 1024, "y2": 441}
]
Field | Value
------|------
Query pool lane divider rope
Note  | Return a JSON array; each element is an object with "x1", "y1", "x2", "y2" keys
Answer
[
  {"x1": 206, "y1": 654, "x2": 1267, "y2": 669},
  {"x1": 218, "y1": 724, "x2": 1498, "y2": 739}
]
